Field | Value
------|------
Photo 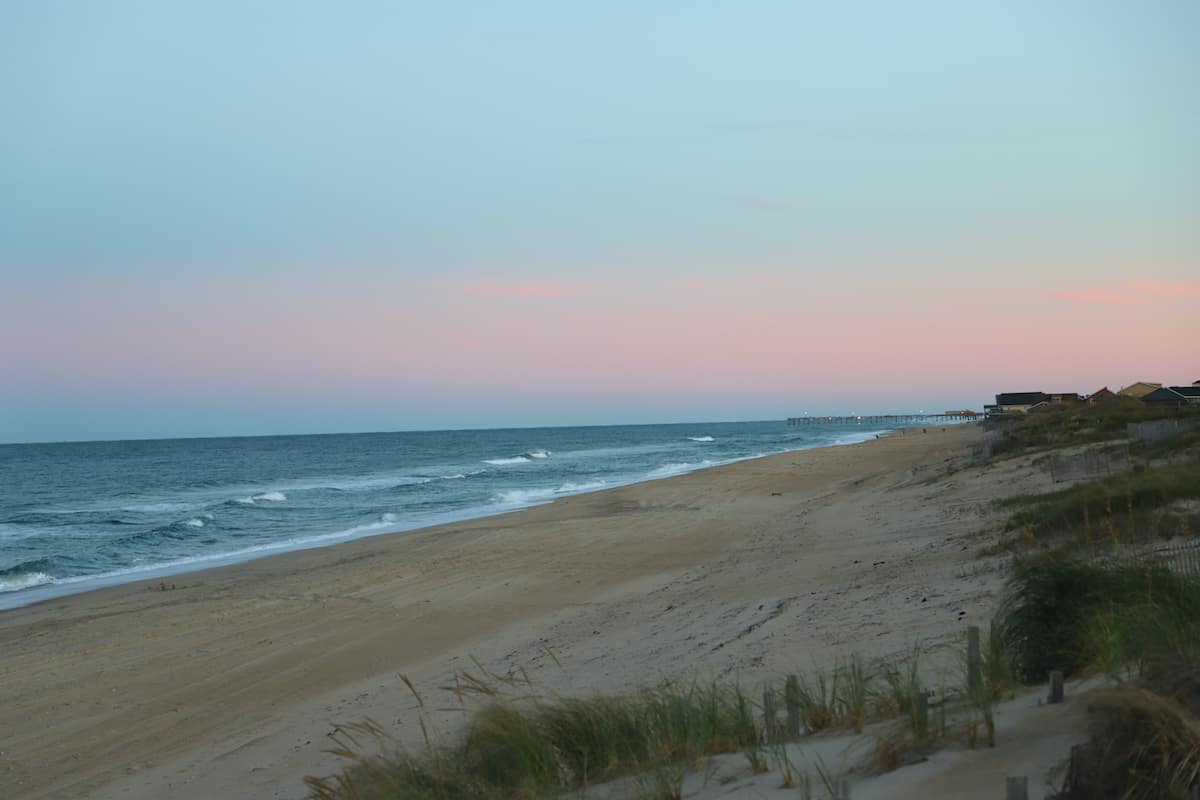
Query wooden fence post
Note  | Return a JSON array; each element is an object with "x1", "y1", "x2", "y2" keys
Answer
[
  {"x1": 763, "y1": 687, "x2": 776, "y2": 743},
  {"x1": 785, "y1": 674, "x2": 801, "y2": 738},
  {"x1": 915, "y1": 692, "x2": 929, "y2": 740},
  {"x1": 833, "y1": 778, "x2": 851, "y2": 799},
  {"x1": 1005, "y1": 775, "x2": 1028, "y2": 800},
  {"x1": 967, "y1": 625, "x2": 982, "y2": 695},
  {"x1": 1048, "y1": 670, "x2": 1064, "y2": 704}
]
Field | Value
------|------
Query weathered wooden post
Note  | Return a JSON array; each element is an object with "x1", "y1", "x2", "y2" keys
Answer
[
  {"x1": 763, "y1": 687, "x2": 776, "y2": 743},
  {"x1": 967, "y1": 625, "x2": 982, "y2": 695},
  {"x1": 1048, "y1": 670, "x2": 1064, "y2": 704},
  {"x1": 1185, "y1": 785, "x2": 1200, "y2": 800},
  {"x1": 1005, "y1": 775, "x2": 1028, "y2": 800},
  {"x1": 785, "y1": 674, "x2": 801, "y2": 738},
  {"x1": 915, "y1": 691, "x2": 929, "y2": 740},
  {"x1": 833, "y1": 778, "x2": 851, "y2": 799}
]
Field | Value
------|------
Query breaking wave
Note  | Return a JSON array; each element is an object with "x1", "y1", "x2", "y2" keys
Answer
[
  {"x1": 0, "y1": 571, "x2": 54, "y2": 592},
  {"x1": 483, "y1": 456, "x2": 530, "y2": 466},
  {"x1": 492, "y1": 480, "x2": 608, "y2": 506},
  {"x1": 687, "y1": 436, "x2": 715, "y2": 442},
  {"x1": 648, "y1": 460, "x2": 716, "y2": 478},
  {"x1": 232, "y1": 491, "x2": 288, "y2": 505}
]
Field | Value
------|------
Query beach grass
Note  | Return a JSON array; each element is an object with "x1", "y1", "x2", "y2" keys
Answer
[
  {"x1": 996, "y1": 553, "x2": 1200, "y2": 684},
  {"x1": 985, "y1": 400, "x2": 1199, "y2": 459},
  {"x1": 998, "y1": 459, "x2": 1200, "y2": 545},
  {"x1": 305, "y1": 676, "x2": 762, "y2": 800}
]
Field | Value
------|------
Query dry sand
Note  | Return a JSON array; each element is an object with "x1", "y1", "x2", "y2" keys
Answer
[{"x1": 0, "y1": 423, "x2": 1066, "y2": 799}]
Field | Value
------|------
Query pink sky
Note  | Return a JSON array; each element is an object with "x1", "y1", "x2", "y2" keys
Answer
[{"x1": 3, "y1": 267, "x2": 1195, "y2": 432}]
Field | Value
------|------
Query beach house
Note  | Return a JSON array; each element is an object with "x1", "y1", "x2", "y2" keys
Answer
[
  {"x1": 1141, "y1": 385, "x2": 1200, "y2": 408},
  {"x1": 1118, "y1": 381, "x2": 1162, "y2": 399},
  {"x1": 984, "y1": 391, "x2": 1048, "y2": 417}
]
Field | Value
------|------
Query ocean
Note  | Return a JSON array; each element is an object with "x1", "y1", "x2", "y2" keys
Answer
[{"x1": 0, "y1": 420, "x2": 901, "y2": 610}]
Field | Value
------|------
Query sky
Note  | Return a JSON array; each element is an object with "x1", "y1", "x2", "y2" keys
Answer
[{"x1": 1, "y1": 1, "x2": 1197, "y2": 442}]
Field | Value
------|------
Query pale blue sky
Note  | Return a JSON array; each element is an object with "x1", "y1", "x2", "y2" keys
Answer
[{"x1": 1, "y1": 2, "x2": 1197, "y2": 441}]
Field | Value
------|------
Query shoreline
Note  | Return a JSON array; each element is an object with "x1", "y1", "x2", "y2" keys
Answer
[
  {"x1": 0, "y1": 425, "x2": 902, "y2": 613},
  {"x1": 0, "y1": 423, "x2": 996, "y2": 800}
]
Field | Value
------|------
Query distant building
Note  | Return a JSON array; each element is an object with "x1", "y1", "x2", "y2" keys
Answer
[
  {"x1": 1141, "y1": 386, "x2": 1200, "y2": 408},
  {"x1": 1118, "y1": 382, "x2": 1162, "y2": 399},
  {"x1": 984, "y1": 392, "x2": 1048, "y2": 417},
  {"x1": 1047, "y1": 392, "x2": 1083, "y2": 405},
  {"x1": 1085, "y1": 387, "x2": 1116, "y2": 404},
  {"x1": 1027, "y1": 401, "x2": 1060, "y2": 414}
]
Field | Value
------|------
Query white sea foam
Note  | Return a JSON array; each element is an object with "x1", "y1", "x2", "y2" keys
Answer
[
  {"x1": 649, "y1": 460, "x2": 715, "y2": 478},
  {"x1": 252, "y1": 491, "x2": 287, "y2": 502},
  {"x1": 184, "y1": 518, "x2": 205, "y2": 528},
  {"x1": 0, "y1": 572, "x2": 54, "y2": 592},
  {"x1": 233, "y1": 497, "x2": 256, "y2": 505},
  {"x1": 527, "y1": 450, "x2": 551, "y2": 459},
  {"x1": 493, "y1": 480, "x2": 608, "y2": 506},
  {"x1": 687, "y1": 436, "x2": 715, "y2": 442},
  {"x1": 483, "y1": 456, "x2": 530, "y2": 466},
  {"x1": 339, "y1": 512, "x2": 400, "y2": 537}
]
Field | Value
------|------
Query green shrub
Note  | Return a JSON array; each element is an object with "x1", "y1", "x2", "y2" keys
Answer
[{"x1": 997, "y1": 555, "x2": 1200, "y2": 683}]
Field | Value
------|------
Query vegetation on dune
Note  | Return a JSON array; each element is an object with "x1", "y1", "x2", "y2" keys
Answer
[
  {"x1": 304, "y1": 641, "x2": 1026, "y2": 799},
  {"x1": 997, "y1": 552, "x2": 1200, "y2": 800},
  {"x1": 985, "y1": 399, "x2": 1199, "y2": 459},
  {"x1": 1055, "y1": 683, "x2": 1200, "y2": 800},
  {"x1": 996, "y1": 555, "x2": 1200, "y2": 684},
  {"x1": 998, "y1": 460, "x2": 1200, "y2": 544},
  {"x1": 305, "y1": 676, "x2": 762, "y2": 800}
]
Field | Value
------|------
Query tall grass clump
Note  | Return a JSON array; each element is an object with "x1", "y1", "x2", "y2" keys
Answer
[
  {"x1": 1055, "y1": 685, "x2": 1200, "y2": 800},
  {"x1": 997, "y1": 553, "x2": 1200, "y2": 684},
  {"x1": 836, "y1": 653, "x2": 872, "y2": 734},
  {"x1": 306, "y1": 677, "x2": 762, "y2": 800}
]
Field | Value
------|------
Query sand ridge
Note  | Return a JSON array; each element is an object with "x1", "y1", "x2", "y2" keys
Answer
[{"x1": 0, "y1": 424, "x2": 1019, "y2": 799}]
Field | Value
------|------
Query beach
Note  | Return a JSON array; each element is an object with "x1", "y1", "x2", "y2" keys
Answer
[{"x1": 0, "y1": 424, "x2": 1007, "y2": 800}]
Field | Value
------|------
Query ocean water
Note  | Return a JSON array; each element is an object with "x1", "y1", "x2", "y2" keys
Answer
[{"x1": 0, "y1": 420, "x2": 897, "y2": 609}]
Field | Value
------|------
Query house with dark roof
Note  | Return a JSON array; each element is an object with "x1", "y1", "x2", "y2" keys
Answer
[
  {"x1": 984, "y1": 391, "x2": 1048, "y2": 417},
  {"x1": 1086, "y1": 387, "x2": 1117, "y2": 404},
  {"x1": 1047, "y1": 392, "x2": 1083, "y2": 405},
  {"x1": 1142, "y1": 386, "x2": 1200, "y2": 407}
]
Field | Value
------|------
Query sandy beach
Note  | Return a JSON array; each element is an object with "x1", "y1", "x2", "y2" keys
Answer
[{"x1": 0, "y1": 423, "x2": 1027, "y2": 800}]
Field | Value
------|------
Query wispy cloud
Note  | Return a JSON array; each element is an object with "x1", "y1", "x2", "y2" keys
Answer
[
  {"x1": 452, "y1": 278, "x2": 576, "y2": 298},
  {"x1": 1128, "y1": 281, "x2": 1200, "y2": 298},
  {"x1": 1050, "y1": 280, "x2": 1200, "y2": 306}
]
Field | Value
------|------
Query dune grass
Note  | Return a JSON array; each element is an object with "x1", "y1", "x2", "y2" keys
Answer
[
  {"x1": 304, "y1": 677, "x2": 761, "y2": 800},
  {"x1": 995, "y1": 554, "x2": 1200, "y2": 684},
  {"x1": 1055, "y1": 683, "x2": 1200, "y2": 800},
  {"x1": 985, "y1": 401, "x2": 1199, "y2": 459},
  {"x1": 998, "y1": 459, "x2": 1200, "y2": 544}
]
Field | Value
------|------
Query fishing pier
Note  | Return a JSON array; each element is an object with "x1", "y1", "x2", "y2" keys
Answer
[{"x1": 786, "y1": 412, "x2": 980, "y2": 426}]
